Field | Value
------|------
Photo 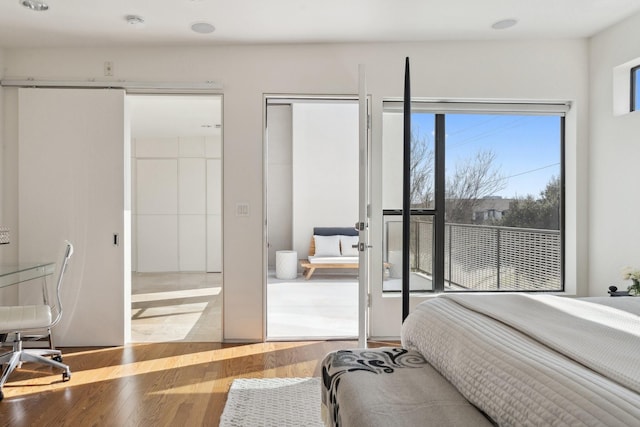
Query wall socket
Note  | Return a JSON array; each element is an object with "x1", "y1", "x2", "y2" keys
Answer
[{"x1": 104, "y1": 61, "x2": 114, "y2": 76}]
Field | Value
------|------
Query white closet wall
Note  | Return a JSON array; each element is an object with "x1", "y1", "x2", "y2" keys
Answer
[{"x1": 134, "y1": 136, "x2": 222, "y2": 272}]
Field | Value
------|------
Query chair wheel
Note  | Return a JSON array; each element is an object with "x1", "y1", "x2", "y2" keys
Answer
[
  {"x1": 52, "y1": 355, "x2": 63, "y2": 363},
  {"x1": 62, "y1": 371, "x2": 71, "y2": 382}
]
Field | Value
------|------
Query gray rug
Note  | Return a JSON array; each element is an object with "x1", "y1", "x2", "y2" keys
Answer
[{"x1": 220, "y1": 377, "x2": 324, "y2": 427}]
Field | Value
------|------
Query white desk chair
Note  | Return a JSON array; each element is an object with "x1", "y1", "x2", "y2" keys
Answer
[{"x1": 0, "y1": 241, "x2": 73, "y2": 401}]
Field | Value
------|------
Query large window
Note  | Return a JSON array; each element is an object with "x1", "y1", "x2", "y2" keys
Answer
[
  {"x1": 632, "y1": 65, "x2": 640, "y2": 112},
  {"x1": 382, "y1": 102, "x2": 566, "y2": 293}
]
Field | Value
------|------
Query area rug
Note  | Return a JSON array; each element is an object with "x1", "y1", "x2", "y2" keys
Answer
[{"x1": 219, "y1": 377, "x2": 324, "y2": 427}]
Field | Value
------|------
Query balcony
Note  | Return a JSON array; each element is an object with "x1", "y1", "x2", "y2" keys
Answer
[{"x1": 385, "y1": 219, "x2": 562, "y2": 292}]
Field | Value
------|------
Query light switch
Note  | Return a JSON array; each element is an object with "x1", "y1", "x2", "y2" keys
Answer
[{"x1": 236, "y1": 203, "x2": 250, "y2": 217}]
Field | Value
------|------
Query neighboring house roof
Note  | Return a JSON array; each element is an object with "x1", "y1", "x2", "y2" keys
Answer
[{"x1": 473, "y1": 197, "x2": 513, "y2": 212}]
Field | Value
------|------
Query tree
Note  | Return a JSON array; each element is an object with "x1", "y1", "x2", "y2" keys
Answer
[
  {"x1": 409, "y1": 132, "x2": 506, "y2": 223},
  {"x1": 500, "y1": 175, "x2": 560, "y2": 230},
  {"x1": 444, "y1": 149, "x2": 507, "y2": 224},
  {"x1": 410, "y1": 128, "x2": 434, "y2": 208}
]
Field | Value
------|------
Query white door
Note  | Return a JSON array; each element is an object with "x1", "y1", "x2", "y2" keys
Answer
[
  {"x1": 206, "y1": 158, "x2": 223, "y2": 272},
  {"x1": 18, "y1": 88, "x2": 130, "y2": 346},
  {"x1": 357, "y1": 65, "x2": 371, "y2": 347}
]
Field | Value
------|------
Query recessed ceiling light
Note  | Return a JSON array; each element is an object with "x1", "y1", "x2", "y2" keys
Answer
[
  {"x1": 191, "y1": 22, "x2": 215, "y2": 34},
  {"x1": 126, "y1": 15, "x2": 145, "y2": 25},
  {"x1": 20, "y1": 0, "x2": 49, "y2": 11},
  {"x1": 492, "y1": 19, "x2": 518, "y2": 30}
]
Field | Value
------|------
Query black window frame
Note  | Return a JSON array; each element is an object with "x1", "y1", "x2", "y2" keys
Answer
[
  {"x1": 382, "y1": 102, "x2": 566, "y2": 294},
  {"x1": 631, "y1": 65, "x2": 640, "y2": 112}
]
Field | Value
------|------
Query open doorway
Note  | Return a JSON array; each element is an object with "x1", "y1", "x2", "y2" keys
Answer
[
  {"x1": 129, "y1": 94, "x2": 223, "y2": 343},
  {"x1": 265, "y1": 96, "x2": 360, "y2": 340}
]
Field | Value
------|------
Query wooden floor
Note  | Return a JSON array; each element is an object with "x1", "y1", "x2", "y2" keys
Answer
[{"x1": 0, "y1": 340, "x2": 396, "y2": 426}]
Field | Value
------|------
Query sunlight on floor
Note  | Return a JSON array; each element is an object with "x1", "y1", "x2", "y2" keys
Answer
[
  {"x1": 131, "y1": 273, "x2": 222, "y2": 343},
  {"x1": 131, "y1": 287, "x2": 221, "y2": 303},
  {"x1": 267, "y1": 271, "x2": 358, "y2": 339}
]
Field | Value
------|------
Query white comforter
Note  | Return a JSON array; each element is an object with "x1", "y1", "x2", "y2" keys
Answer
[{"x1": 401, "y1": 294, "x2": 640, "y2": 426}]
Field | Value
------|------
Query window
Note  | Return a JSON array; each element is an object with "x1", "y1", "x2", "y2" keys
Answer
[
  {"x1": 382, "y1": 101, "x2": 566, "y2": 293},
  {"x1": 632, "y1": 65, "x2": 640, "y2": 112}
]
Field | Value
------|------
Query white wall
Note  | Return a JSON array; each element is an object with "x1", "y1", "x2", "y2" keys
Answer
[
  {"x1": 133, "y1": 135, "x2": 222, "y2": 272},
  {"x1": 267, "y1": 101, "x2": 359, "y2": 265},
  {"x1": 0, "y1": 49, "x2": 15, "y2": 303},
  {"x1": 1, "y1": 88, "x2": 20, "y2": 305},
  {"x1": 0, "y1": 49, "x2": 4, "y2": 258},
  {"x1": 292, "y1": 102, "x2": 359, "y2": 257},
  {"x1": 266, "y1": 104, "x2": 293, "y2": 267},
  {"x1": 588, "y1": 12, "x2": 640, "y2": 296},
  {"x1": 2, "y1": 39, "x2": 590, "y2": 340},
  {"x1": 382, "y1": 112, "x2": 404, "y2": 210}
]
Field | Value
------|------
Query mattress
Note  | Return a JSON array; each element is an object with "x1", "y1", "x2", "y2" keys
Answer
[{"x1": 401, "y1": 294, "x2": 640, "y2": 426}]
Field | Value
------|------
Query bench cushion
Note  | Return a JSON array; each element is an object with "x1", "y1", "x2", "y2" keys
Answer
[
  {"x1": 321, "y1": 347, "x2": 493, "y2": 427},
  {"x1": 308, "y1": 256, "x2": 359, "y2": 264},
  {"x1": 314, "y1": 227, "x2": 358, "y2": 237}
]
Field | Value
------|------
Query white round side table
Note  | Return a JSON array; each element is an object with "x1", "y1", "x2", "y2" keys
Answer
[
  {"x1": 388, "y1": 250, "x2": 402, "y2": 278},
  {"x1": 276, "y1": 250, "x2": 298, "y2": 280}
]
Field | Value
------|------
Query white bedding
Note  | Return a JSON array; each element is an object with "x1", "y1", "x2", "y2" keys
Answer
[
  {"x1": 579, "y1": 296, "x2": 640, "y2": 316},
  {"x1": 401, "y1": 294, "x2": 640, "y2": 426}
]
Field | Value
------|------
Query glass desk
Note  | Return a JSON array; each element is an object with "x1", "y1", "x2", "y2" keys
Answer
[{"x1": 0, "y1": 262, "x2": 56, "y2": 289}]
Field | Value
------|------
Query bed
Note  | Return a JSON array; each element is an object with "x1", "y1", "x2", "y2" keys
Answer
[{"x1": 322, "y1": 294, "x2": 640, "y2": 426}]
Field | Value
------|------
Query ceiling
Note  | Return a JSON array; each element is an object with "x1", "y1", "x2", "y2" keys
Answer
[
  {"x1": 7, "y1": 1, "x2": 640, "y2": 140},
  {"x1": 0, "y1": 0, "x2": 639, "y2": 49}
]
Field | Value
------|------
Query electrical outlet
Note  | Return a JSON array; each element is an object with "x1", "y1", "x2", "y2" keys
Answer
[{"x1": 104, "y1": 61, "x2": 114, "y2": 76}]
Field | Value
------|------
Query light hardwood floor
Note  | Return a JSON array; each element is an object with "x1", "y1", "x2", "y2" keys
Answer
[{"x1": 0, "y1": 340, "x2": 397, "y2": 426}]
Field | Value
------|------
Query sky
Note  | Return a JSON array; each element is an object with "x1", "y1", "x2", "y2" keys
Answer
[{"x1": 412, "y1": 113, "x2": 561, "y2": 199}]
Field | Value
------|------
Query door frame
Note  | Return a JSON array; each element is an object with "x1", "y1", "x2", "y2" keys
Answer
[
  {"x1": 262, "y1": 93, "x2": 372, "y2": 342},
  {"x1": 128, "y1": 92, "x2": 225, "y2": 343}
]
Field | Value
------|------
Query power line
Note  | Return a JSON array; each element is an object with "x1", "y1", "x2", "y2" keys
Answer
[
  {"x1": 502, "y1": 162, "x2": 560, "y2": 181},
  {"x1": 478, "y1": 162, "x2": 560, "y2": 189},
  {"x1": 447, "y1": 117, "x2": 528, "y2": 150}
]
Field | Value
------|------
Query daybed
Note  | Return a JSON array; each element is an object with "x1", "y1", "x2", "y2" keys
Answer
[
  {"x1": 321, "y1": 294, "x2": 640, "y2": 427},
  {"x1": 300, "y1": 227, "x2": 389, "y2": 280}
]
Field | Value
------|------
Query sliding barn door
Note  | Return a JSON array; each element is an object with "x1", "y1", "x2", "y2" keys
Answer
[{"x1": 18, "y1": 88, "x2": 129, "y2": 346}]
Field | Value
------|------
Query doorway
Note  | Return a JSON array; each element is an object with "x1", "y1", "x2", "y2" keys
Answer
[
  {"x1": 264, "y1": 97, "x2": 360, "y2": 340},
  {"x1": 129, "y1": 94, "x2": 223, "y2": 342}
]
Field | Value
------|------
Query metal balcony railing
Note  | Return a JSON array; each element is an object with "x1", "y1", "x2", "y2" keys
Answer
[{"x1": 386, "y1": 219, "x2": 562, "y2": 292}]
